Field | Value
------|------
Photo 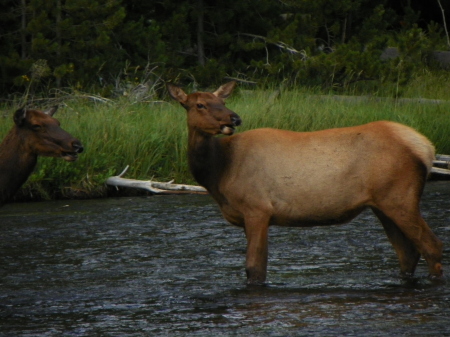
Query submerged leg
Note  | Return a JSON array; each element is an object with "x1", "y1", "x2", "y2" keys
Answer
[
  {"x1": 244, "y1": 213, "x2": 270, "y2": 285},
  {"x1": 408, "y1": 216, "x2": 443, "y2": 279},
  {"x1": 373, "y1": 208, "x2": 420, "y2": 277},
  {"x1": 373, "y1": 206, "x2": 443, "y2": 279}
]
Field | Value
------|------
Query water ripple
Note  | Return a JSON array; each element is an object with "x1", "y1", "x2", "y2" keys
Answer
[{"x1": 1, "y1": 182, "x2": 449, "y2": 336}]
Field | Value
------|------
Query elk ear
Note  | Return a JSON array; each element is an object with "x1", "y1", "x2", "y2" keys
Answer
[
  {"x1": 13, "y1": 107, "x2": 27, "y2": 127},
  {"x1": 167, "y1": 84, "x2": 188, "y2": 104},
  {"x1": 43, "y1": 105, "x2": 58, "y2": 116},
  {"x1": 213, "y1": 81, "x2": 236, "y2": 99}
]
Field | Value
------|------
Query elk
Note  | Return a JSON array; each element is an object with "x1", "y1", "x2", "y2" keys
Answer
[
  {"x1": 0, "y1": 106, "x2": 83, "y2": 206},
  {"x1": 168, "y1": 81, "x2": 443, "y2": 285}
]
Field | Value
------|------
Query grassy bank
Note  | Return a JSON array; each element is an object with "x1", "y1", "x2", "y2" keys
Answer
[{"x1": 1, "y1": 85, "x2": 450, "y2": 201}]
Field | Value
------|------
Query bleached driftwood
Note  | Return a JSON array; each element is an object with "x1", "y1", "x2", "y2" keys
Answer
[
  {"x1": 108, "y1": 153, "x2": 450, "y2": 195},
  {"x1": 106, "y1": 166, "x2": 207, "y2": 194},
  {"x1": 432, "y1": 154, "x2": 450, "y2": 177},
  {"x1": 435, "y1": 154, "x2": 450, "y2": 162},
  {"x1": 431, "y1": 167, "x2": 450, "y2": 176}
]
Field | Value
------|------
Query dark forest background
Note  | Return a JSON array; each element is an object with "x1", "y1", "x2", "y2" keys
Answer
[{"x1": 1, "y1": 0, "x2": 449, "y2": 99}]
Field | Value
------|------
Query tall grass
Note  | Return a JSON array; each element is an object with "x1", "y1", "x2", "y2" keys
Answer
[
  {"x1": 1, "y1": 84, "x2": 449, "y2": 201},
  {"x1": 235, "y1": 87, "x2": 450, "y2": 149}
]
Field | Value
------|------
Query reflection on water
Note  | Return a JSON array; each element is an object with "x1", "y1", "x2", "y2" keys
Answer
[{"x1": 0, "y1": 181, "x2": 449, "y2": 336}]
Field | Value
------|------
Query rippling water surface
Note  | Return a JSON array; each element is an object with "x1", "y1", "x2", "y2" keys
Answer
[{"x1": 1, "y1": 181, "x2": 449, "y2": 336}]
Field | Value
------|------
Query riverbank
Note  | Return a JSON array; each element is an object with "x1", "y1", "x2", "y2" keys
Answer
[{"x1": 1, "y1": 86, "x2": 450, "y2": 202}]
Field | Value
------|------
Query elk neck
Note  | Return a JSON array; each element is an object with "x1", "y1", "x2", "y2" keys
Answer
[
  {"x1": 0, "y1": 128, "x2": 38, "y2": 204},
  {"x1": 187, "y1": 128, "x2": 232, "y2": 198}
]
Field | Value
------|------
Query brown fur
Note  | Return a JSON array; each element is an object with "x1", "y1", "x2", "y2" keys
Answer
[
  {"x1": 0, "y1": 106, "x2": 83, "y2": 206},
  {"x1": 168, "y1": 82, "x2": 443, "y2": 285}
]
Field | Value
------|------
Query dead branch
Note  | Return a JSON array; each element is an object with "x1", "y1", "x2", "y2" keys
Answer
[
  {"x1": 436, "y1": 154, "x2": 450, "y2": 162},
  {"x1": 437, "y1": 0, "x2": 450, "y2": 50},
  {"x1": 431, "y1": 167, "x2": 450, "y2": 176},
  {"x1": 432, "y1": 154, "x2": 450, "y2": 177},
  {"x1": 238, "y1": 33, "x2": 308, "y2": 60},
  {"x1": 223, "y1": 77, "x2": 258, "y2": 85},
  {"x1": 107, "y1": 153, "x2": 449, "y2": 196},
  {"x1": 106, "y1": 166, "x2": 207, "y2": 194}
]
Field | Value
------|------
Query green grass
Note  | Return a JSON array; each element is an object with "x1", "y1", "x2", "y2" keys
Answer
[
  {"x1": 235, "y1": 87, "x2": 450, "y2": 149},
  {"x1": 1, "y1": 82, "x2": 450, "y2": 201}
]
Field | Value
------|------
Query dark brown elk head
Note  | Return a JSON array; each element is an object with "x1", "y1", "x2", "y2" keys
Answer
[{"x1": 13, "y1": 106, "x2": 83, "y2": 161}]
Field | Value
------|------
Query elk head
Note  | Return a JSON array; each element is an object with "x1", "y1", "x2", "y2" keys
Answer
[
  {"x1": 13, "y1": 106, "x2": 84, "y2": 161},
  {"x1": 167, "y1": 81, "x2": 241, "y2": 136}
]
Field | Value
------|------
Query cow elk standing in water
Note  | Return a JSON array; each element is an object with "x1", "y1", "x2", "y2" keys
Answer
[
  {"x1": 0, "y1": 106, "x2": 83, "y2": 206},
  {"x1": 168, "y1": 81, "x2": 443, "y2": 285}
]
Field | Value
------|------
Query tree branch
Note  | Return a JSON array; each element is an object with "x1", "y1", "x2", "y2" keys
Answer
[
  {"x1": 239, "y1": 33, "x2": 308, "y2": 60},
  {"x1": 437, "y1": 0, "x2": 450, "y2": 50},
  {"x1": 106, "y1": 166, "x2": 208, "y2": 194}
]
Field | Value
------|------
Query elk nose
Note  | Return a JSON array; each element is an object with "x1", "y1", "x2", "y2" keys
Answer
[
  {"x1": 72, "y1": 140, "x2": 84, "y2": 153},
  {"x1": 231, "y1": 115, "x2": 242, "y2": 127}
]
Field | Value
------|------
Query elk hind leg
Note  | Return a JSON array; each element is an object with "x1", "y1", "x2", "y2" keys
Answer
[
  {"x1": 372, "y1": 208, "x2": 420, "y2": 278},
  {"x1": 373, "y1": 207, "x2": 443, "y2": 279}
]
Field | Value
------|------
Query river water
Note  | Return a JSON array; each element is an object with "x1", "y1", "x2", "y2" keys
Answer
[{"x1": 0, "y1": 181, "x2": 449, "y2": 336}]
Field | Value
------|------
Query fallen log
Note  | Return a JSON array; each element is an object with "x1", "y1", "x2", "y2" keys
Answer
[
  {"x1": 106, "y1": 166, "x2": 207, "y2": 195},
  {"x1": 431, "y1": 154, "x2": 450, "y2": 178},
  {"x1": 107, "y1": 153, "x2": 450, "y2": 194},
  {"x1": 435, "y1": 154, "x2": 450, "y2": 163},
  {"x1": 431, "y1": 167, "x2": 450, "y2": 176}
]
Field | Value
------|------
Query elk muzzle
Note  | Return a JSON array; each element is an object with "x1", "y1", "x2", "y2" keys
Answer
[
  {"x1": 62, "y1": 140, "x2": 84, "y2": 162},
  {"x1": 220, "y1": 114, "x2": 242, "y2": 135}
]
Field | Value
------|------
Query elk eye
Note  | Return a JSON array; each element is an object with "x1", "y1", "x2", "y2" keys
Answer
[
  {"x1": 32, "y1": 124, "x2": 41, "y2": 131},
  {"x1": 197, "y1": 103, "x2": 206, "y2": 109}
]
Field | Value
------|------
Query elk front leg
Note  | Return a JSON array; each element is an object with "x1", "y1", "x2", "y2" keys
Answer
[{"x1": 244, "y1": 213, "x2": 270, "y2": 285}]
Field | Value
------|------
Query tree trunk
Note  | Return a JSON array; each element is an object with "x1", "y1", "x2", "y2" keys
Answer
[
  {"x1": 21, "y1": 0, "x2": 26, "y2": 59},
  {"x1": 436, "y1": 0, "x2": 450, "y2": 50},
  {"x1": 56, "y1": 0, "x2": 62, "y2": 87},
  {"x1": 197, "y1": 0, "x2": 205, "y2": 66}
]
